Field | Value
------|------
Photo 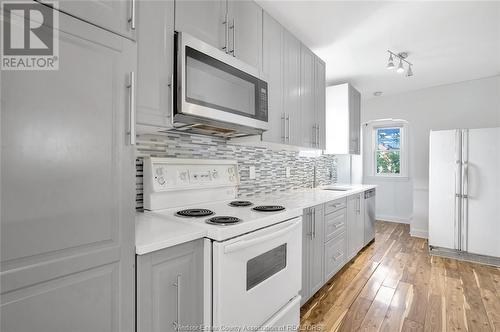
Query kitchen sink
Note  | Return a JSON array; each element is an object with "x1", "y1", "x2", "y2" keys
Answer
[{"x1": 322, "y1": 188, "x2": 349, "y2": 191}]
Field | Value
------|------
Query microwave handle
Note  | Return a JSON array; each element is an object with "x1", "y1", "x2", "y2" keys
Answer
[{"x1": 224, "y1": 219, "x2": 300, "y2": 254}]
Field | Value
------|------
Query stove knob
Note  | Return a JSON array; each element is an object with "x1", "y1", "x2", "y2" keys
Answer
[
  {"x1": 212, "y1": 169, "x2": 218, "y2": 178},
  {"x1": 157, "y1": 176, "x2": 166, "y2": 185}
]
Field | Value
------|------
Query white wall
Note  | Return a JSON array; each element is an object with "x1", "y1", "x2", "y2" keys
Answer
[{"x1": 361, "y1": 75, "x2": 500, "y2": 237}]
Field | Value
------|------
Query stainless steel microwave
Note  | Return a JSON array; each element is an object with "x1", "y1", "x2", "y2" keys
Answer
[{"x1": 173, "y1": 31, "x2": 269, "y2": 137}]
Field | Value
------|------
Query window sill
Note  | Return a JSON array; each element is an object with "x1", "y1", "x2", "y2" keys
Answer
[{"x1": 366, "y1": 175, "x2": 410, "y2": 182}]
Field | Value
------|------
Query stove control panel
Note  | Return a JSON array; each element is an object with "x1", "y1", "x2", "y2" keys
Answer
[
  {"x1": 144, "y1": 158, "x2": 239, "y2": 193},
  {"x1": 143, "y1": 158, "x2": 239, "y2": 210}
]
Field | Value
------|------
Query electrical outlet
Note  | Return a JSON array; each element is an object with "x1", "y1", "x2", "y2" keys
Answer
[
  {"x1": 249, "y1": 166, "x2": 256, "y2": 179},
  {"x1": 285, "y1": 167, "x2": 291, "y2": 178}
]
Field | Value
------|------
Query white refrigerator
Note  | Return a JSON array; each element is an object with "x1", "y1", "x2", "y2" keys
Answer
[{"x1": 429, "y1": 127, "x2": 500, "y2": 259}]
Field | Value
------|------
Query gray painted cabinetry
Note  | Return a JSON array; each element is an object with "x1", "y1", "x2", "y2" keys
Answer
[
  {"x1": 300, "y1": 193, "x2": 369, "y2": 307},
  {"x1": 347, "y1": 194, "x2": 365, "y2": 260},
  {"x1": 262, "y1": 12, "x2": 284, "y2": 144},
  {"x1": 1, "y1": 8, "x2": 136, "y2": 332},
  {"x1": 136, "y1": 0, "x2": 175, "y2": 130},
  {"x1": 175, "y1": 0, "x2": 263, "y2": 71},
  {"x1": 40, "y1": 0, "x2": 137, "y2": 40},
  {"x1": 300, "y1": 204, "x2": 325, "y2": 305},
  {"x1": 137, "y1": 240, "x2": 204, "y2": 332}
]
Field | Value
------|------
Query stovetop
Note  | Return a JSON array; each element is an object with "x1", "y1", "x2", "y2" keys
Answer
[{"x1": 148, "y1": 199, "x2": 301, "y2": 241}]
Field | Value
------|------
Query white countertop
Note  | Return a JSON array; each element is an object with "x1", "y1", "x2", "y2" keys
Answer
[{"x1": 136, "y1": 184, "x2": 376, "y2": 255}]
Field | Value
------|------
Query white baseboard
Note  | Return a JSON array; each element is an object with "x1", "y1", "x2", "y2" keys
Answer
[
  {"x1": 376, "y1": 215, "x2": 412, "y2": 224},
  {"x1": 410, "y1": 228, "x2": 428, "y2": 239}
]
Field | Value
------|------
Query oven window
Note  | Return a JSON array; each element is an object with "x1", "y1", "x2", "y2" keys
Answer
[
  {"x1": 185, "y1": 46, "x2": 259, "y2": 118},
  {"x1": 247, "y1": 244, "x2": 287, "y2": 291}
]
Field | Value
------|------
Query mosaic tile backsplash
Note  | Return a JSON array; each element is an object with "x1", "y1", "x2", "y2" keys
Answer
[{"x1": 136, "y1": 132, "x2": 337, "y2": 209}]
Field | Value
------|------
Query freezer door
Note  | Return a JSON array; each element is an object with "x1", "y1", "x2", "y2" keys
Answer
[
  {"x1": 429, "y1": 130, "x2": 461, "y2": 249},
  {"x1": 465, "y1": 127, "x2": 500, "y2": 257}
]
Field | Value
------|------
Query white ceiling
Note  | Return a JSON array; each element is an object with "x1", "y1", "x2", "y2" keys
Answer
[{"x1": 256, "y1": 1, "x2": 500, "y2": 98}]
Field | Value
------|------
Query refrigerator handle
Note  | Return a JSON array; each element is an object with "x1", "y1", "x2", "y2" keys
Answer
[
  {"x1": 461, "y1": 129, "x2": 469, "y2": 251},
  {"x1": 454, "y1": 129, "x2": 462, "y2": 251}
]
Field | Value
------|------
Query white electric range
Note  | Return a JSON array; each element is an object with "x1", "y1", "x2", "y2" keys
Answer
[{"x1": 142, "y1": 157, "x2": 303, "y2": 331}]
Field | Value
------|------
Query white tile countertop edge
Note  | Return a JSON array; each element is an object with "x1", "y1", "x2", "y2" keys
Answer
[{"x1": 135, "y1": 184, "x2": 376, "y2": 255}]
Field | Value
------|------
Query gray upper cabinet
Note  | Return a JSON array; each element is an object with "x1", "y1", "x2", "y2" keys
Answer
[
  {"x1": 325, "y1": 83, "x2": 361, "y2": 154},
  {"x1": 349, "y1": 86, "x2": 361, "y2": 154},
  {"x1": 137, "y1": 240, "x2": 204, "y2": 332},
  {"x1": 40, "y1": 0, "x2": 137, "y2": 40},
  {"x1": 283, "y1": 30, "x2": 302, "y2": 146},
  {"x1": 1, "y1": 8, "x2": 136, "y2": 332},
  {"x1": 226, "y1": 0, "x2": 263, "y2": 71},
  {"x1": 175, "y1": 0, "x2": 227, "y2": 51},
  {"x1": 261, "y1": 12, "x2": 284, "y2": 144},
  {"x1": 136, "y1": 0, "x2": 175, "y2": 130},
  {"x1": 314, "y1": 58, "x2": 326, "y2": 150},
  {"x1": 300, "y1": 45, "x2": 316, "y2": 148}
]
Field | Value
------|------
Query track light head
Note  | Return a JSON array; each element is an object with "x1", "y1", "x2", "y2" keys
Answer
[
  {"x1": 396, "y1": 59, "x2": 405, "y2": 73},
  {"x1": 406, "y1": 65, "x2": 413, "y2": 77},
  {"x1": 386, "y1": 53, "x2": 395, "y2": 70}
]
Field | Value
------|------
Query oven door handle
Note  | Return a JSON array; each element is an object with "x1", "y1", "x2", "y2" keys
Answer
[{"x1": 224, "y1": 220, "x2": 300, "y2": 254}]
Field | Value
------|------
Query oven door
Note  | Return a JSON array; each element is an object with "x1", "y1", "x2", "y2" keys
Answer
[
  {"x1": 212, "y1": 217, "x2": 302, "y2": 328},
  {"x1": 175, "y1": 31, "x2": 268, "y2": 131}
]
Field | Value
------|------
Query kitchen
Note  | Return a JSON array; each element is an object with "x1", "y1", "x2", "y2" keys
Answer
[{"x1": 1, "y1": 1, "x2": 499, "y2": 332}]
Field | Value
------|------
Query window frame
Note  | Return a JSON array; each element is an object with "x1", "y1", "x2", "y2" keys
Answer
[{"x1": 367, "y1": 120, "x2": 409, "y2": 179}]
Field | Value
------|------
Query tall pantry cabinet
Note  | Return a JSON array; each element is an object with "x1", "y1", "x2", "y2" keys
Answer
[{"x1": 1, "y1": 4, "x2": 136, "y2": 332}]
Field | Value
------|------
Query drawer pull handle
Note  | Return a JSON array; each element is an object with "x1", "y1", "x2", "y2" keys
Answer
[
  {"x1": 332, "y1": 252, "x2": 343, "y2": 261},
  {"x1": 334, "y1": 222, "x2": 344, "y2": 228}
]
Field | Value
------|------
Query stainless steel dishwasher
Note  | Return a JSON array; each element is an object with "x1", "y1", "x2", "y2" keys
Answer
[{"x1": 364, "y1": 189, "x2": 376, "y2": 245}]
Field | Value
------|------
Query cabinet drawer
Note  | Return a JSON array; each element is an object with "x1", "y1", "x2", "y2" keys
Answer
[
  {"x1": 324, "y1": 208, "x2": 346, "y2": 242},
  {"x1": 324, "y1": 232, "x2": 346, "y2": 281},
  {"x1": 324, "y1": 197, "x2": 347, "y2": 215}
]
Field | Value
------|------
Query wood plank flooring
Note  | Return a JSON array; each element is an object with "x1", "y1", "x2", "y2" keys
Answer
[{"x1": 300, "y1": 221, "x2": 500, "y2": 332}]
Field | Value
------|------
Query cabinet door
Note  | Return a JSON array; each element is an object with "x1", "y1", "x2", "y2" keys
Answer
[
  {"x1": 347, "y1": 196, "x2": 358, "y2": 259},
  {"x1": 1, "y1": 10, "x2": 136, "y2": 332},
  {"x1": 349, "y1": 86, "x2": 361, "y2": 154},
  {"x1": 309, "y1": 206, "x2": 325, "y2": 295},
  {"x1": 137, "y1": 240, "x2": 204, "y2": 332},
  {"x1": 40, "y1": 0, "x2": 136, "y2": 39},
  {"x1": 136, "y1": 0, "x2": 174, "y2": 130},
  {"x1": 175, "y1": 0, "x2": 226, "y2": 51},
  {"x1": 300, "y1": 209, "x2": 312, "y2": 305},
  {"x1": 357, "y1": 194, "x2": 366, "y2": 250},
  {"x1": 300, "y1": 45, "x2": 316, "y2": 148},
  {"x1": 261, "y1": 12, "x2": 284, "y2": 144},
  {"x1": 227, "y1": 0, "x2": 263, "y2": 71},
  {"x1": 282, "y1": 30, "x2": 301, "y2": 146},
  {"x1": 314, "y1": 57, "x2": 326, "y2": 150}
]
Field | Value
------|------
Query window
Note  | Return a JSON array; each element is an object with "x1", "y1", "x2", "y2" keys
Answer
[{"x1": 375, "y1": 127, "x2": 401, "y2": 175}]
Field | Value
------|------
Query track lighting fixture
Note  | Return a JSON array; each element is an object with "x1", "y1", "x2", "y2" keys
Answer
[
  {"x1": 386, "y1": 50, "x2": 413, "y2": 77},
  {"x1": 386, "y1": 53, "x2": 394, "y2": 70}
]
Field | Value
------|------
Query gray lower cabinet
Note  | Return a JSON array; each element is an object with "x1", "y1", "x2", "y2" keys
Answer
[
  {"x1": 300, "y1": 205, "x2": 324, "y2": 305},
  {"x1": 324, "y1": 232, "x2": 347, "y2": 281},
  {"x1": 1, "y1": 8, "x2": 136, "y2": 332},
  {"x1": 40, "y1": 0, "x2": 136, "y2": 40},
  {"x1": 137, "y1": 240, "x2": 204, "y2": 332},
  {"x1": 347, "y1": 194, "x2": 365, "y2": 260},
  {"x1": 136, "y1": 0, "x2": 175, "y2": 130}
]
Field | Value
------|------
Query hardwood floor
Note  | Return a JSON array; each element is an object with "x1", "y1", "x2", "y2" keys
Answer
[{"x1": 300, "y1": 221, "x2": 500, "y2": 332}]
